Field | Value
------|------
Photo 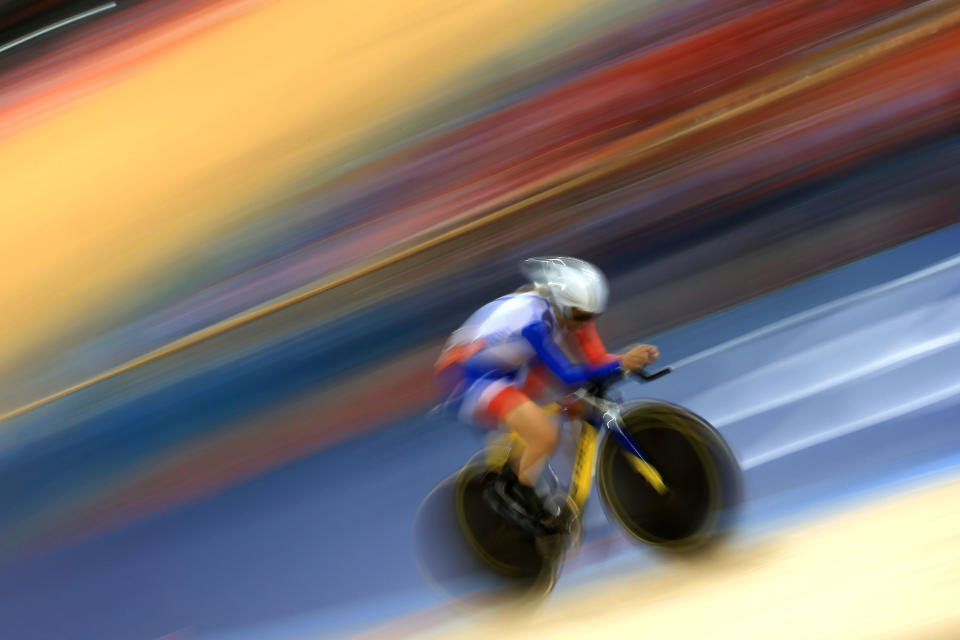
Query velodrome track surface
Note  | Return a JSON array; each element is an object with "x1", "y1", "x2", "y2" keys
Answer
[
  {"x1": 2, "y1": 225, "x2": 956, "y2": 640},
  {"x1": 413, "y1": 473, "x2": 960, "y2": 640}
]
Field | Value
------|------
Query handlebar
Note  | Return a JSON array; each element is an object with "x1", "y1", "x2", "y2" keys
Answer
[
  {"x1": 636, "y1": 366, "x2": 672, "y2": 382},
  {"x1": 583, "y1": 366, "x2": 672, "y2": 399}
]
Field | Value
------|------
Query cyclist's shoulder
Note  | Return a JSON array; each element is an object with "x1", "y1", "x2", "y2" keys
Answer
[
  {"x1": 471, "y1": 290, "x2": 545, "y2": 317},
  {"x1": 456, "y1": 291, "x2": 553, "y2": 342},
  {"x1": 498, "y1": 291, "x2": 555, "y2": 325}
]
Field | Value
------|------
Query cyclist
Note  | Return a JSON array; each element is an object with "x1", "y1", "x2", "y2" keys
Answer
[{"x1": 435, "y1": 257, "x2": 659, "y2": 533}]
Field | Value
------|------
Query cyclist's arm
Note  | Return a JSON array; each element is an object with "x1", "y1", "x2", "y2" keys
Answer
[
  {"x1": 522, "y1": 320, "x2": 621, "y2": 385},
  {"x1": 574, "y1": 321, "x2": 620, "y2": 365}
]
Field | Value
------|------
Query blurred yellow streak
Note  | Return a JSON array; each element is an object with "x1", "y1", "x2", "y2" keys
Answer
[
  {"x1": 420, "y1": 475, "x2": 960, "y2": 639},
  {"x1": 0, "y1": 0, "x2": 599, "y2": 373}
]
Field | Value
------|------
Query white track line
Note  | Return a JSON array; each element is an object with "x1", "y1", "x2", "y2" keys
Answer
[
  {"x1": 0, "y1": 2, "x2": 117, "y2": 55},
  {"x1": 668, "y1": 252, "x2": 960, "y2": 371}
]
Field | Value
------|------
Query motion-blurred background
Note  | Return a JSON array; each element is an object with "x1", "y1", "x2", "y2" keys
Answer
[{"x1": 1, "y1": 1, "x2": 959, "y2": 638}]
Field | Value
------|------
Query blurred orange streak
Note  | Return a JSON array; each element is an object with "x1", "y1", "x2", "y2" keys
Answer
[{"x1": 0, "y1": 0, "x2": 264, "y2": 138}]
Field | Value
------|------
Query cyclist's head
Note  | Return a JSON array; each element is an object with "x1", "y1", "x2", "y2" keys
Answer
[{"x1": 520, "y1": 256, "x2": 608, "y2": 321}]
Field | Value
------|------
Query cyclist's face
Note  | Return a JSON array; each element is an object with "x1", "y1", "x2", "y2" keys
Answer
[{"x1": 563, "y1": 308, "x2": 597, "y2": 329}]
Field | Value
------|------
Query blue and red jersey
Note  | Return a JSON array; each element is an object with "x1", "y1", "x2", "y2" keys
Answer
[{"x1": 435, "y1": 291, "x2": 621, "y2": 427}]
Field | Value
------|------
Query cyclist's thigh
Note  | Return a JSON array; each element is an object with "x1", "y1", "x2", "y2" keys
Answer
[{"x1": 501, "y1": 400, "x2": 559, "y2": 447}]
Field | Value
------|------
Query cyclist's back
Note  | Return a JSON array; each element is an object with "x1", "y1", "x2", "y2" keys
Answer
[{"x1": 440, "y1": 290, "x2": 555, "y2": 379}]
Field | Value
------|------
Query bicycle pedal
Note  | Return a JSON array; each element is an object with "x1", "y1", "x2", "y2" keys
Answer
[{"x1": 485, "y1": 496, "x2": 560, "y2": 537}]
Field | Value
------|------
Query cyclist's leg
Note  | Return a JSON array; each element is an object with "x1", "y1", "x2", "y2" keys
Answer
[
  {"x1": 501, "y1": 400, "x2": 560, "y2": 489},
  {"x1": 436, "y1": 364, "x2": 559, "y2": 503},
  {"x1": 465, "y1": 378, "x2": 560, "y2": 486}
]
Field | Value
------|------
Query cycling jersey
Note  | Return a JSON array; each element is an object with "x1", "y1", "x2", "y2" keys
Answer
[{"x1": 435, "y1": 291, "x2": 622, "y2": 427}]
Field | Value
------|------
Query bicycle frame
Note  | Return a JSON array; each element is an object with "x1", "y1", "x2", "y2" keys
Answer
[
  {"x1": 484, "y1": 367, "x2": 673, "y2": 516},
  {"x1": 567, "y1": 389, "x2": 668, "y2": 513},
  {"x1": 445, "y1": 364, "x2": 737, "y2": 581}
]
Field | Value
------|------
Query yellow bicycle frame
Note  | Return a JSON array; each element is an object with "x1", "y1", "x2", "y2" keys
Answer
[
  {"x1": 568, "y1": 419, "x2": 599, "y2": 512},
  {"x1": 484, "y1": 402, "x2": 667, "y2": 516}
]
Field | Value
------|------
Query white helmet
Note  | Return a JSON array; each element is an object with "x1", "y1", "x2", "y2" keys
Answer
[{"x1": 520, "y1": 256, "x2": 609, "y2": 316}]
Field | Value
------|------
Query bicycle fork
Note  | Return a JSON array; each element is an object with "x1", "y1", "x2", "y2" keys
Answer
[
  {"x1": 608, "y1": 425, "x2": 669, "y2": 496},
  {"x1": 572, "y1": 390, "x2": 670, "y2": 497}
]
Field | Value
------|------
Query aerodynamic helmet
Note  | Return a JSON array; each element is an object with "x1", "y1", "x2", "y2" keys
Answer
[{"x1": 520, "y1": 256, "x2": 609, "y2": 317}]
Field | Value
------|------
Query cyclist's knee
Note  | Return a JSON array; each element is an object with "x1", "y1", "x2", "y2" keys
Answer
[{"x1": 504, "y1": 401, "x2": 559, "y2": 451}]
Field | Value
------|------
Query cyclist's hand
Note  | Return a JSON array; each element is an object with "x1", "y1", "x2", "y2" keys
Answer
[{"x1": 621, "y1": 344, "x2": 659, "y2": 372}]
